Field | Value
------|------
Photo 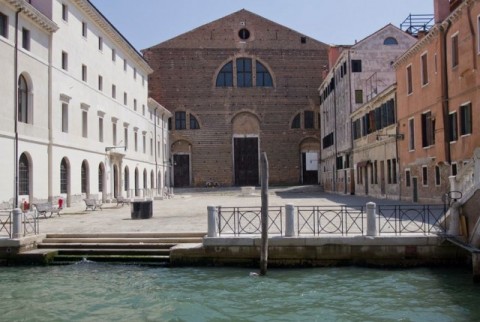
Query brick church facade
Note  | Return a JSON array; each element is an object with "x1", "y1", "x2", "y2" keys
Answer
[{"x1": 143, "y1": 10, "x2": 329, "y2": 187}]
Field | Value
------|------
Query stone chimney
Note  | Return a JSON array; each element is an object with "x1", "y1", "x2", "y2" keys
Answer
[{"x1": 434, "y1": 0, "x2": 450, "y2": 23}]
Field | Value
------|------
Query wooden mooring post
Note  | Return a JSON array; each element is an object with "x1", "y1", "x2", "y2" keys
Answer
[{"x1": 260, "y1": 152, "x2": 269, "y2": 276}]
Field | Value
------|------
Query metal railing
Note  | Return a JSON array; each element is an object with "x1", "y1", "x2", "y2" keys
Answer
[
  {"x1": 297, "y1": 206, "x2": 365, "y2": 236},
  {"x1": 217, "y1": 206, "x2": 283, "y2": 236},
  {"x1": 377, "y1": 205, "x2": 446, "y2": 235},
  {"x1": 0, "y1": 210, "x2": 39, "y2": 238},
  {"x1": 215, "y1": 204, "x2": 447, "y2": 237}
]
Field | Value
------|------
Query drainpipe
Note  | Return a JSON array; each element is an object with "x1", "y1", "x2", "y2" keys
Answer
[
  {"x1": 13, "y1": 8, "x2": 22, "y2": 209},
  {"x1": 333, "y1": 70, "x2": 338, "y2": 193},
  {"x1": 154, "y1": 106, "x2": 158, "y2": 195},
  {"x1": 47, "y1": 23, "x2": 53, "y2": 203},
  {"x1": 440, "y1": 21, "x2": 452, "y2": 165}
]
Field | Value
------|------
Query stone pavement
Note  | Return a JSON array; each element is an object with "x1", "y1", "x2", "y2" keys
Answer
[{"x1": 38, "y1": 186, "x2": 420, "y2": 235}]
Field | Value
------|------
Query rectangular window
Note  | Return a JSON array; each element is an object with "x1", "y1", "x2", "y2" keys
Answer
[
  {"x1": 98, "y1": 118, "x2": 103, "y2": 142},
  {"x1": 61, "y1": 51, "x2": 68, "y2": 70},
  {"x1": 422, "y1": 166, "x2": 428, "y2": 186},
  {"x1": 421, "y1": 111, "x2": 435, "y2": 147},
  {"x1": 0, "y1": 12, "x2": 8, "y2": 38},
  {"x1": 112, "y1": 122, "x2": 117, "y2": 145},
  {"x1": 460, "y1": 103, "x2": 472, "y2": 135},
  {"x1": 112, "y1": 84, "x2": 116, "y2": 99},
  {"x1": 351, "y1": 60, "x2": 362, "y2": 72},
  {"x1": 175, "y1": 111, "x2": 186, "y2": 130},
  {"x1": 82, "y1": 64, "x2": 87, "y2": 82},
  {"x1": 408, "y1": 118, "x2": 415, "y2": 151},
  {"x1": 452, "y1": 163, "x2": 458, "y2": 176},
  {"x1": 98, "y1": 75, "x2": 103, "y2": 91},
  {"x1": 435, "y1": 165, "x2": 441, "y2": 186},
  {"x1": 62, "y1": 3, "x2": 68, "y2": 21},
  {"x1": 355, "y1": 90, "x2": 363, "y2": 104},
  {"x1": 452, "y1": 34, "x2": 459, "y2": 68},
  {"x1": 82, "y1": 21, "x2": 87, "y2": 38},
  {"x1": 392, "y1": 159, "x2": 397, "y2": 184},
  {"x1": 142, "y1": 105, "x2": 145, "y2": 116},
  {"x1": 143, "y1": 134, "x2": 146, "y2": 154},
  {"x1": 406, "y1": 65, "x2": 413, "y2": 95},
  {"x1": 123, "y1": 92, "x2": 127, "y2": 105},
  {"x1": 304, "y1": 111, "x2": 314, "y2": 129},
  {"x1": 387, "y1": 159, "x2": 392, "y2": 184},
  {"x1": 82, "y1": 111, "x2": 88, "y2": 138},
  {"x1": 112, "y1": 48, "x2": 116, "y2": 61},
  {"x1": 124, "y1": 59, "x2": 127, "y2": 71},
  {"x1": 150, "y1": 138, "x2": 153, "y2": 156},
  {"x1": 134, "y1": 132, "x2": 138, "y2": 152},
  {"x1": 405, "y1": 170, "x2": 411, "y2": 187},
  {"x1": 22, "y1": 28, "x2": 30, "y2": 50},
  {"x1": 449, "y1": 112, "x2": 458, "y2": 142},
  {"x1": 124, "y1": 127, "x2": 128, "y2": 150},
  {"x1": 61, "y1": 103, "x2": 68, "y2": 133},
  {"x1": 134, "y1": 99, "x2": 137, "y2": 111},
  {"x1": 421, "y1": 53, "x2": 428, "y2": 86},
  {"x1": 98, "y1": 36, "x2": 103, "y2": 51}
]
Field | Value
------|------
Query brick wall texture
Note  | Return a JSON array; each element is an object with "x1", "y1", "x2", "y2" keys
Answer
[{"x1": 143, "y1": 10, "x2": 329, "y2": 187}]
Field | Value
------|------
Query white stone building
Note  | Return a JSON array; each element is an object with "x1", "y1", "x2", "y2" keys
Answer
[
  {"x1": 318, "y1": 24, "x2": 416, "y2": 195},
  {"x1": 0, "y1": 0, "x2": 171, "y2": 209}
]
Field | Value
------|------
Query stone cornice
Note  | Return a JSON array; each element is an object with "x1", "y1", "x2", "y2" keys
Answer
[
  {"x1": 7, "y1": 0, "x2": 58, "y2": 33},
  {"x1": 393, "y1": 25, "x2": 440, "y2": 69},
  {"x1": 148, "y1": 98, "x2": 172, "y2": 117},
  {"x1": 72, "y1": 0, "x2": 153, "y2": 74}
]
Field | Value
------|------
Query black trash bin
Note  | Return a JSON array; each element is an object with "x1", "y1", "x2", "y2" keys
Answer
[{"x1": 131, "y1": 200, "x2": 153, "y2": 219}]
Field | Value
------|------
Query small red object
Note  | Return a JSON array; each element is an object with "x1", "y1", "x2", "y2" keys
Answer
[
  {"x1": 58, "y1": 198, "x2": 64, "y2": 209},
  {"x1": 23, "y1": 200, "x2": 29, "y2": 211}
]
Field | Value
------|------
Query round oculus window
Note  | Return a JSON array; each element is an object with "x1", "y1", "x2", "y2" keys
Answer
[{"x1": 238, "y1": 28, "x2": 250, "y2": 40}]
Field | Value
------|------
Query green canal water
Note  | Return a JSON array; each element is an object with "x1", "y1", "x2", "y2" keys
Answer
[{"x1": 0, "y1": 262, "x2": 479, "y2": 321}]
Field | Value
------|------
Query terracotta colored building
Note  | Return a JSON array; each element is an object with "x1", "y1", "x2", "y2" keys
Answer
[
  {"x1": 143, "y1": 10, "x2": 329, "y2": 187},
  {"x1": 395, "y1": 0, "x2": 480, "y2": 203}
]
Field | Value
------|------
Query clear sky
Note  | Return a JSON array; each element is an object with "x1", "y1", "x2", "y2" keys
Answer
[{"x1": 89, "y1": 0, "x2": 434, "y2": 51}]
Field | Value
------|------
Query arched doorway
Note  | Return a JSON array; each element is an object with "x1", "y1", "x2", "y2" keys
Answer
[
  {"x1": 113, "y1": 165, "x2": 119, "y2": 198},
  {"x1": 232, "y1": 112, "x2": 260, "y2": 186},
  {"x1": 81, "y1": 160, "x2": 90, "y2": 197},
  {"x1": 143, "y1": 169, "x2": 148, "y2": 190},
  {"x1": 98, "y1": 163, "x2": 105, "y2": 201},
  {"x1": 19, "y1": 152, "x2": 32, "y2": 203},
  {"x1": 134, "y1": 167, "x2": 139, "y2": 197},
  {"x1": 60, "y1": 157, "x2": 71, "y2": 207},
  {"x1": 124, "y1": 166, "x2": 130, "y2": 197},
  {"x1": 150, "y1": 170, "x2": 155, "y2": 189}
]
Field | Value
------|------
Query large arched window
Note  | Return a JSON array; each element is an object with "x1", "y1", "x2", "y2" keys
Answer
[
  {"x1": 134, "y1": 167, "x2": 139, "y2": 196},
  {"x1": 18, "y1": 75, "x2": 29, "y2": 123},
  {"x1": 256, "y1": 61, "x2": 273, "y2": 87},
  {"x1": 216, "y1": 61, "x2": 233, "y2": 87},
  {"x1": 190, "y1": 114, "x2": 200, "y2": 129},
  {"x1": 60, "y1": 158, "x2": 68, "y2": 194},
  {"x1": 19, "y1": 153, "x2": 29, "y2": 195},
  {"x1": 291, "y1": 113, "x2": 301, "y2": 129},
  {"x1": 150, "y1": 170, "x2": 155, "y2": 189},
  {"x1": 81, "y1": 160, "x2": 89, "y2": 194}
]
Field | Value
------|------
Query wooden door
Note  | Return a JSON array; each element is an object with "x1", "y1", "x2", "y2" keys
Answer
[
  {"x1": 174, "y1": 154, "x2": 190, "y2": 187},
  {"x1": 234, "y1": 138, "x2": 259, "y2": 186},
  {"x1": 302, "y1": 152, "x2": 318, "y2": 184}
]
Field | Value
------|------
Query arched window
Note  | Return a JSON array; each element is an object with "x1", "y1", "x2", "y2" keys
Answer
[
  {"x1": 190, "y1": 114, "x2": 200, "y2": 129},
  {"x1": 19, "y1": 153, "x2": 29, "y2": 195},
  {"x1": 216, "y1": 61, "x2": 233, "y2": 87},
  {"x1": 98, "y1": 163, "x2": 104, "y2": 192},
  {"x1": 124, "y1": 166, "x2": 129, "y2": 191},
  {"x1": 384, "y1": 37, "x2": 398, "y2": 45},
  {"x1": 143, "y1": 169, "x2": 147, "y2": 189},
  {"x1": 81, "y1": 160, "x2": 88, "y2": 194},
  {"x1": 134, "y1": 168, "x2": 139, "y2": 196},
  {"x1": 291, "y1": 113, "x2": 301, "y2": 129},
  {"x1": 60, "y1": 158, "x2": 68, "y2": 194},
  {"x1": 151, "y1": 170, "x2": 155, "y2": 189},
  {"x1": 18, "y1": 75, "x2": 29, "y2": 123},
  {"x1": 256, "y1": 61, "x2": 273, "y2": 87},
  {"x1": 237, "y1": 58, "x2": 252, "y2": 87}
]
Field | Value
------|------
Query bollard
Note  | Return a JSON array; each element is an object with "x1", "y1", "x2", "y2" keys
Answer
[
  {"x1": 12, "y1": 208, "x2": 23, "y2": 239},
  {"x1": 285, "y1": 204, "x2": 296, "y2": 237},
  {"x1": 366, "y1": 202, "x2": 377, "y2": 237},
  {"x1": 207, "y1": 205, "x2": 218, "y2": 237}
]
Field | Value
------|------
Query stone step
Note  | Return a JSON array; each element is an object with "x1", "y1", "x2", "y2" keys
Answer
[
  {"x1": 38, "y1": 243, "x2": 176, "y2": 249},
  {"x1": 45, "y1": 232, "x2": 206, "y2": 239},
  {"x1": 56, "y1": 248, "x2": 170, "y2": 256},
  {"x1": 41, "y1": 237, "x2": 203, "y2": 244},
  {"x1": 52, "y1": 254, "x2": 170, "y2": 266}
]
